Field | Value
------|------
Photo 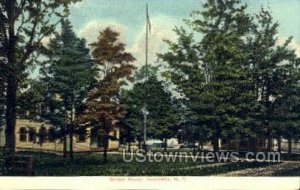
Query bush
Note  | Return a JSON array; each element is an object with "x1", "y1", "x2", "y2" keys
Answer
[{"x1": 0, "y1": 147, "x2": 11, "y2": 175}]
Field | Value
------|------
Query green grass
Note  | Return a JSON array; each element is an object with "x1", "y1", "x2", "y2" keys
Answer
[
  {"x1": 32, "y1": 152, "x2": 210, "y2": 176},
  {"x1": 279, "y1": 153, "x2": 300, "y2": 161},
  {"x1": 272, "y1": 167, "x2": 300, "y2": 176},
  {"x1": 7, "y1": 151, "x2": 278, "y2": 176}
]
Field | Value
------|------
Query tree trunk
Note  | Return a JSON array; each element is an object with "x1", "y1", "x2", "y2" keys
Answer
[
  {"x1": 127, "y1": 127, "x2": 131, "y2": 151},
  {"x1": 288, "y1": 138, "x2": 292, "y2": 155},
  {"x1": 103, "y1": 133, "x2": 109, "y2": 163},
  {"x1": 63, "y1": 114, "x2": 67, "y2": 158},
  {"x1": 253, "y1": 138, "x2": 258, "y2": 153},
  {"x1": 69, "y1": 123, "x2": 73, "y2": 160},
  {"x1": 164, "y1": 138, "x2": 167, "y2": 152},
  {"x1": 102, "y1": 117, "x2": 109, "y2": 163},
  {"x1": 200, "y1": 141, "x2": 204, "y2": 150},
  {"x1": 193, "y1": 142, "x2": 196, "y2": 156},
  {"x1": 5, "y1": 77, "x2": 17, "y2": 156},
  {"x1": 236, "y1": 138, "x2": 242, "y2": 152},
  {"x1": 267, "y1": 131, "x2": 272, "y2": 152},
  {"x1": 212, "y1": 136, "x2": 219, "y2": 152},
  {"x1": 265, "y1": 76, "x2": 272, "y2": 152},
  {"x1": 267, "y1": 137, "x2": 273, "y2": 152},
  {"x1": 277, "y1": 137, "x2": 282, "y2": 153},
  {"x1": 5, "y1": 0, "x2": 17, "y2": 158},
  {"x1": 226, "y1": 140, "x2": 230, "y2": 151},
  {"x1": 267, "y1": 138, "x2": 272, "y2": 152},
  {"x1": 69, "y1": 104, "x2": 75, "y2": 160},
  {"x1": 127, "y1": 142, "x2": 131, "y2": 152}
]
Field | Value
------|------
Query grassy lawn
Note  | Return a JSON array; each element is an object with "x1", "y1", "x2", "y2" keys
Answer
[
  {"x1": 273, "y1": 167, "x2": 300, "y2": 176},
  {"x1": 8, "y1": 152, "x2": 280, "y2": 176}
]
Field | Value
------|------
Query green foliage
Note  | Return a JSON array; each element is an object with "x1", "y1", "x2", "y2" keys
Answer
[
  {"x1": 43, "y1": 19, "x2": 97, "y2": 109},
  {"x1": 19, "y1": 152, "x2": 277, "y2": 176},
  {"x1": 0, "y1": 147, "x2": 10, "y2": 175},
  {"x1": 41, "y1": 19, "x2": 97, "y2": 131},
  {"x1": 17, "y1": 79, "x2": 47, "y2": 120},
  {"x1": 121, "y1": 65, "x2": 180, "y2": 143},
  {"x1": 271, "y1": 61, "x2": 300, "y2": 140},
  {"x1": 1, "y1": 0, "x2": 82, "y2": 154},
  {"x1": 1, "y1": 0, "x2": 81, "y2": 82},
  {"x1": 159, "y1": 0, "x2": 256, "y2": 151},
  {"x1": 159, "y1": 0, "x2": 300, "y2": 151},
  {"x1": 246, "y1": 8, "x2": 300, "y2": 143}
]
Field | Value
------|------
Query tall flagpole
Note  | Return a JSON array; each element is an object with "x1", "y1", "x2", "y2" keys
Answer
[
  {"x1": 143, "y1": 3, "x2": 149, "y2": 152},
  {"x1": 145, "y1": 3, "x2": 149, "y2": 81}
]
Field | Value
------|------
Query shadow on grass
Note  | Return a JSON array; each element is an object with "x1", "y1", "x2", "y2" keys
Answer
[
  {"x1": 272, "y1": 167, "x2": 300, "y2": 176},
  {"x1": 12, "y1": 151, "x2": 281, "y2": 176}
]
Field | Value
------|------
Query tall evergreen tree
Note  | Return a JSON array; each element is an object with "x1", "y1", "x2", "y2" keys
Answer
[
  {"x1": 42, "y1": 19, "x2": 97, "y2": 159},
  {"x1": 121, "y1": 65, "x2": 179, "y2": 151},
  {"x1": 247, "y1": 8, "x2": 299, "y2": 151},
  {"x1": 17, "y1": 79, "x2": 46, "y2": 120},
  {"x1": 77, "y1": 27, "x2": 135, "y2": 162},
  {"x1": 272, "y1": 65, "x2": 300, "y2": 154},
  {"x1": 159, "y1": 0, "x2": 255, "y2": 151}
]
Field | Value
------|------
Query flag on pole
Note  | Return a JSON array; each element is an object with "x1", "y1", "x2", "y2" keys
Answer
[{"x1": 146, "y1": 4, "x2": 151, "y2": 34}]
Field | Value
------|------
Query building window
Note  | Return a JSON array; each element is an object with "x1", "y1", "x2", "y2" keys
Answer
[
  {"x1": 28, "y1": 128, "x2": 36, "y2": 142},
  {"x1": 48, "y1": 127, "x2": 56, "y2": 142},
  {"x1": 38, "y1": 126, "x2": 48, "y2": 144},
  {"x1": 19, "y1": 127, "x2": 27, "y2": 142}
]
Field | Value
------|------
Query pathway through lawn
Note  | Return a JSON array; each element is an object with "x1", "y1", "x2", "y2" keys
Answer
[{"x1": 178, "y1": 162, "x2": 227, "y2": 170}]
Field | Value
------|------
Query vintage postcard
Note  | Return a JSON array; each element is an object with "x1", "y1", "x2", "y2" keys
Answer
[{"x1": 0, "y1": 0, "x2": 300, "y2": 190}]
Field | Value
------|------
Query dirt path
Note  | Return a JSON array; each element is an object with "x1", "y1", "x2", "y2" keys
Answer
[
  {"x1": 220, "y1": 161, "x2": 300, "y2": 176},
  {"x1": 178, "y1": 163, "x2": 227, "y2": 170}
]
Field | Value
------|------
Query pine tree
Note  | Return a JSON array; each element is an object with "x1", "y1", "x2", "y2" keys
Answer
[
  {"x1": 77, "y1": 28, "x2": 135, "y2": 162},
  {"x1": 121, "y1": 65, "x2": 179, "y2": 151},
  {"x1": 247, "y1": 8, "x2": 299, "y2": 151},
  {"x1": 159, "y1": 0, "x2": 254, "y2": 151},
  {"x1": 272, "y1": 65, "x2": 300, "y2": 154},
  {"x1": 42, "y1": 19, "x2": 97, "y2": 159}
]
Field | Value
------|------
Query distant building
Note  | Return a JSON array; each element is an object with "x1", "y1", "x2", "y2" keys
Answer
[
  {"x1": 220, "y1": 138, "x2": 300, "y2": 153},
  {"x1": 0, "y1": 119, "x2": 120, "y2": 153},
  {"x1": 0, "y1": 92, "x2": 121, "y2": 153}
]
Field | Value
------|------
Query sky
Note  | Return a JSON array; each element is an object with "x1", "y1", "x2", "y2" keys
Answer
[{"x1": 64, "y1": 0, "x2": 300, "y2": 68}]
